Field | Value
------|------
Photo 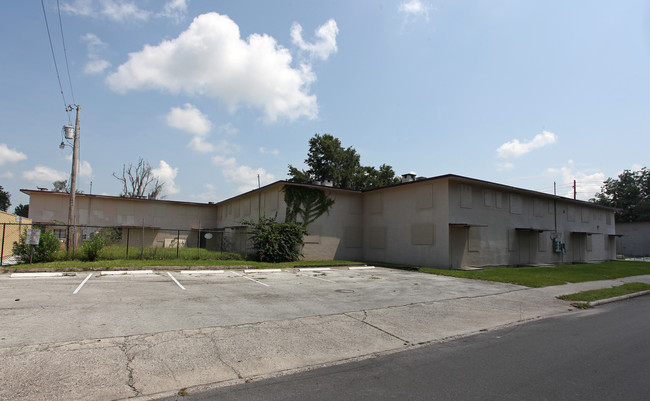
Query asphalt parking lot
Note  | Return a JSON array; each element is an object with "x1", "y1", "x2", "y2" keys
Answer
[{"x1": 0, "y1": 267, "x2": 523, "y2": 348}]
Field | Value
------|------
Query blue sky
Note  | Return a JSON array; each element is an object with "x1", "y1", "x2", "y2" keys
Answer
[{"x1": 1, "y1": 0, "x2": 649, "y2": 209}]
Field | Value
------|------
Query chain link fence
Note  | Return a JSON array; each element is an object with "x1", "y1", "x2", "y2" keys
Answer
[{"x1": 1, "y1": 222, "x2": 253, "y2": 266}]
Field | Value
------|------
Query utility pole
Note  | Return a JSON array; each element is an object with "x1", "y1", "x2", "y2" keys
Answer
[
  {"x1": 573, "y1": 180, "x2": 577, "y2": 200},
  {"x1": 66, "y1": 104, "x2": 80, "y2": 252}
]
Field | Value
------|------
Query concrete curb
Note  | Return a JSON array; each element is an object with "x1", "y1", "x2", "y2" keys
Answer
[
  {"x1": 180, "y1": 270, "x2": 225, "y2": 275},
  {"x1": 588, "y1": 289, "x2": 650, "y2": 306},
  {"x1": 9, "y1": 272, "x2": 76, "y2": 278},
  {"x1": 348, "y1": 266, "x2": 376, "y2": 270},
  {"x1": 244, "y1": 269, "x2": 282, "y2": 273},
  {"x1": 100, "y1": 270, "x2": 155, "y2": 275},
  {"x1": 298, "y1": 267, "x2": 331, "y2": 272}
]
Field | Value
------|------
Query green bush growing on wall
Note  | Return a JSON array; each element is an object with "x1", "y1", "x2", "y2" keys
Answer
[
  {"x1": 12, "y1": 229, "x2": 61, "y2": 263},
  {"x1": 242, "y1": 216, "x2": 308, "y2": 263}
]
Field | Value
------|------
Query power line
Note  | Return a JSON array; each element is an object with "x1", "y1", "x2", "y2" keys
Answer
[
  {"x1": 56, "y1": 0, "x2": 75, "y2": 105},
  {"x1": 40, "y1": 0, "x2": 71, "y2": 122}
]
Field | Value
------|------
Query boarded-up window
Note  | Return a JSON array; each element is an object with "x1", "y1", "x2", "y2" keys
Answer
[
  {"x1": 368, "y1": 194, "x2": 382, "y2": 215},
  {"x1": 349, "y1": 197, "x2": 363, "y2": 215},
  {"x1": 416, "y1": 185, "x2": 434, "y2": 210},
  {"x1": 496, "y1": 192, "x2": 503, "y2": 209},
  {"x1": 581, "y1": 207, "x2": 591, "y2": 223},
  {"x1": 484, "y1": 190, "x2": 494, "y2": 207},
  {"x1": 369, "y1": 226, "x2": 387, "y2": 249},
  {"x1": 606, "y1": 213, "x2": 612, "y2": 225},
  {"x1": 344, "y1": 226, "x2": 362, "y2": 248},
  {"x1": 510, "y1": 194, "x2": 522, "y2": 215},
  {"x1": 242, "y1": 198, "x2": 251, "y2": 216},
  {"x1": 538, "y1": 232, "x2": 547, "y2": 252},
  {"x1": 461, "y1": 185, "x2": 472, "y2": 209},
  {"x1": 265, "y1": 191, "x2": 278, "y2": 212},
  {"x1": 508, "y1": 230, "x2": 517, "y2": 252},
  {"x1": 411, "y1": 224, "x2": 435, "y2": 245},
  {"x1": 533, "y1": 199, "x2": 544, "y2": 217},
  {"x1": 586, "y1": 235, "x2": 593, "y2": 252},
  {"x1": 468, "y1": 227, "x2": 481, "y2": 252},
  {"x1": 568, "y1": 205, "x2": 576, "y2": 222}
]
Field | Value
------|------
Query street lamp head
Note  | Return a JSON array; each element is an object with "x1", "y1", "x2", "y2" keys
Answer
[{"x1": 59, "y1": 141, "x2": 65, "y2": 150}]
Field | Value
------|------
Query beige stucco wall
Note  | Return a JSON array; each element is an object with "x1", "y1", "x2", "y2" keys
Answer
[
  {"x1": 616, "y1": 222, "x2": 650, "y2": 256},
  {"x1": 216, "y1": 183, "x2": 364, "y2": 261},
  {"x1": 447, "y1": 179, "x2": 616, "y2": 268},
  {"x1": 26, "y1": 191, "x2": 218, "y2": 230},
  {"x1": 362, "y1": 180, "x2": 450, "y2": 267}
]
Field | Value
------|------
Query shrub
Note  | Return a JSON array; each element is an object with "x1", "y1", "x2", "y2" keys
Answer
[
  {"x1": 12, "y1": 229, "x2": 61, "y2": 263},
  {"x1": 242, "y1": 217, "x2": 308, "y2": 263},
  {"x1": 81, "y1": 234, "x2": 105, "y2": 261}
]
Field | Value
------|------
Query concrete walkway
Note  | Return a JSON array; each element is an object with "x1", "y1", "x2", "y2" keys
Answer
[{"x1": 1, "y1": 275, "x2": 649, "y2": 401}]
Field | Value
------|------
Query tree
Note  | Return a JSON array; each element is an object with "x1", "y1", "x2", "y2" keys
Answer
[
  {"x1": 288, "y1": 134, "x2": 400, "y2": 191},
  {"x1": 593, "y1": 167, "x2": 650, "y2": 222},
  {"x1": 113, "y1": 158, "x2": 165, "y2": 199},
  {"x1": 53, "y1": 180, "x2": 68, "y2": 192},
  {"x1": 0, "y1": 186, "x2": 9, "y2": 212},
  {"x1": 283, "y1": 185, "x2": 335, "y2": 227},
  {"x1": 14, "y1": 203, "x2": 28, "y2": 218}
]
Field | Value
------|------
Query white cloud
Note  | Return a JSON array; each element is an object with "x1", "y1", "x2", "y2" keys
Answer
[
  {"x1": 212, "y1": 155, "x2": 275, "y2": 193},
  {"x1": 0, "y1": 143, "x2": 27, "y2": 165},
  {"x1": 497, "y1": 130, "x2": 557, "y2": 158},
  {"x1": 151, "y1": 160, "x2": 180, "y2": 195},
  {"x1": 259, "y1": 147, "x2": 279, "y2": 156},
  {"x1": 0, "y1": 172, "x2": 14, "y2": 179},
  {"x1": 290, "y1": 19, "x2": 339, "y2": 61},
  {"x1": 106, "y1": 12, "x2": 320, "y2": 122},
  {"x1": 547, "y1": 160, "x2": 605, "y2": 200},
  {"x1": 158, "y1": 0, "x2": 187, "y2": 22},
  {"x1": 399, "y1": 0, "x2": 432, "y2": 21},
  {"x1": 190, "y1": 183, "x2": 218, "y2": 202},
  {"x1": 496, "y1": 162, "x2": 514, "y2": 171},
  {"x1": 63, "y1": 0, "x2": 151, "y2": 22},
  {"x1": 216, "y1": 122, "x2": 238, "y2": 136},
  {"x1": 22, "y1": 165, "x2": 67, "y2": 183},
  {"x1": 166, "y1": 104, "x2": 213, "y2": 135},
  {"x1": 64, "y1": 155, "x2": 93, "y2": 178},
  {"x1": 82, "y1": 33, "x2": 111, "y2": 75},
  {"x1": 187, "y1": 136, "x2": 215, "y2": 153}
]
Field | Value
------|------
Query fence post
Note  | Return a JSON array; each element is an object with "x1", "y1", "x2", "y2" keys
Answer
[
  {"x1": 176, "y1": 230, "x2": 180, "y2": 258},
  {"x1": 1, "y1": 223, "x2": 5, "y2": 267},
  {"x1": 141, "y1": 218, "x2": 145, "y2": 259},
  {"x1": 126, "y1": 228, "x2": 130, "y2": 258}
]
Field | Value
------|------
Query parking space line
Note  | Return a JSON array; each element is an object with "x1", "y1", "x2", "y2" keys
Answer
[
  {"x1": 73, "y1": 273, "x2": 93, "y2": 294},
  {"x1": 167, "y1": 272, "x2": 186, "y2": 290},
  {"x1": 100, "y1": 270, "x2": 155, "y2": 275},
  {"x1": 180, "y1": 270, "x2": 225, "y2": 275},
  {"x1": 232, "y1": 271, "x2": 270, "y2": 287}
]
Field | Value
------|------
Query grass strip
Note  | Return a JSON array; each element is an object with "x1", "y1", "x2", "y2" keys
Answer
[
  {"x1": 419, "y1": 261, "x2": 650, "y2": 288},
  {"x1": 557, "y1": 282, "x2": 650, "y2": 302}
]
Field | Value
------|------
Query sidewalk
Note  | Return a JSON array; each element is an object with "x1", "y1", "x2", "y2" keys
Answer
[{"x1": 1, "y1": 275, "x2": 649, "y2": 401}]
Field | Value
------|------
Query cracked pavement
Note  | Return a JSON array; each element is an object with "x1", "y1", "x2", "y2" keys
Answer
[{"x1": 1, "y1": 268, "x2": 648, "y2": 400}]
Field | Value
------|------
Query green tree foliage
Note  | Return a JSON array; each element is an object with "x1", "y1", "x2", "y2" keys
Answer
[
  {"x1": 12, "y1": 229, "x2": 61, "y2": 263},
  {"x1": 283, "y1": 185, "x2": 335, "y2": 227},
  {"x1": 0, "y1": 186, "x2": 10, "y2": 211},
  {"x1": 13, "y1": 203, "x2": 28, "y2": 217},
  {"x1": 242, "y1": 216, "x2": 308, "y2": 262},
  {"x1": 288, "y1": 134, "x2": 400, "y2": 190},
  {"x1": 593, "y1": 167, "x2": 650, "y2": 222},
  {"x1": 53, "y1": 180, "x2": 68, "y2": 192}
]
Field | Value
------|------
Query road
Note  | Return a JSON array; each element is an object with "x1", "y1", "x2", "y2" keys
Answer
[{"x1": 160, "y1": 295, "x2": 650, "y2": 401}]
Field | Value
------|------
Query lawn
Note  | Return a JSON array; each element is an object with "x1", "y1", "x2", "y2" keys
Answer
[
  {"x1": 557, "y1": 282, "x2": 650, "y2": 302},
  {"x1": 3, "y1": 258, "x2": 364, "y2": 272},
  {"x1": 419, "y1": 261, "x2": 650, "y2": 288}
]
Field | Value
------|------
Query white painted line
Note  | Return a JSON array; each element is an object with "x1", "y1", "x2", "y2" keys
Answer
[
  {"x1": 232, "y1": 271, "x2": 270, "y2": 287},
  {"x1": 73, "y1": 273, "x2": 93, "y2": 294},
  {"x1": 298, "y1": 267, "x2": 331, "y2": 272},
  {"x1": 244, "y1": 269, "x2": 282, "y2": 273},
  {"x1": 349, "y1": 266, "x2": 376, "y2": 270},
  {"x1": 180, "y1": 270, "x2": 225, "y2": 275},
  {"x1": 100, "y1": 270, "x2": 155, "y2": 275},
  {"x1": 11, "y1": 272, "x2": 66, "y2": 278},
  {"x1": 167, "y1": 272, "x2": 186, "y2": 290}
]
